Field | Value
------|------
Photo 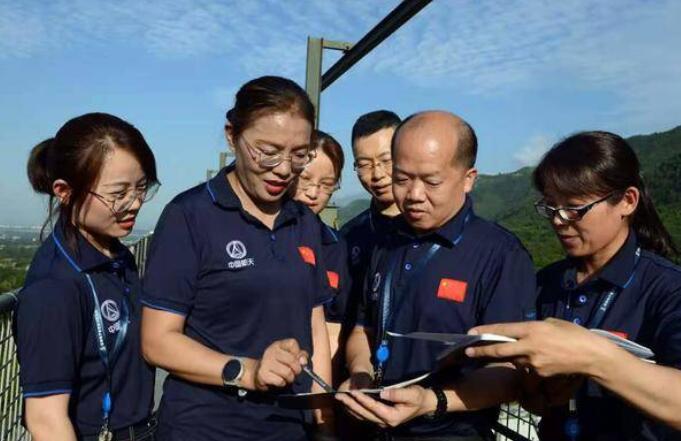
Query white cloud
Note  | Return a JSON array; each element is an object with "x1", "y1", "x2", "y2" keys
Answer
[
  {"x1": 0, "y1": 0, "x2": 393, "y2": 70},
  {"x1": 0, "y1": 2, "x2": 46, "y2": 58},
  {"x1": 513, "y1": 134, "x2": 554, "y2": 167},
  {"x1": 2, "y1": 0, "x2": 680, "y2": 133}
]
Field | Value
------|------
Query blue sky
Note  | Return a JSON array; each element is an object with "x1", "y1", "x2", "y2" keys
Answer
[{"x1": 2, "y1": 0, "x2": 681, "y2": 230}]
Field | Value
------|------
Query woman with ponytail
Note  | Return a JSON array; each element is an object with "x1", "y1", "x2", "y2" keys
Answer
[
  {"x1": 15, "y1": 113, "x2": 159, "y2": 441},
  {"x1": 466, "y1": 131, "x2": 681, "y2": 439}
]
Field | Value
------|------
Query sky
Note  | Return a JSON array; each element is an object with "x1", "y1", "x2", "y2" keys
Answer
[{"x1": 2, "y1": 0, "x2": 681, "y2": 230}]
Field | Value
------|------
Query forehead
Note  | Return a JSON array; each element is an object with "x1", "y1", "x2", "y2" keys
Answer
[
  {"x1": 393, "y1": 127, "x2": 457, "y2": 174},
  {"x1": 97, "y1": 147, "x2": 144, "y2": 184},
  {"x1": 244, "y1": 111, "x2": 312, "y2": 146},
  {"x1": 542, "y1": 188, "x2": 600, "y2": 206},
  {"x1": 353, "y1": 127, "x2": 395, "y2": 158},
  {"x1": 301, "y1": 151, "x2": 336, "y2": 179}
]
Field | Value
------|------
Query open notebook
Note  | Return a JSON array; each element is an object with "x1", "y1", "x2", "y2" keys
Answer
[
  {"x1": 277, "y1": 332, "x2": 518, "y2": 407},
  {"x1": 277, "y1": 329, "x2": 654, "y2": 407}
]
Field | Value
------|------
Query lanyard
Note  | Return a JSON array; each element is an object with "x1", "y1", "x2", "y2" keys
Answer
[
  {"x1": 563, "y1": 246, "x2": 641, "y2": 441},
  {"x1": 374, "y1": 213, "x2": 470, "y2": 385},
  {"x1": 52, "y1": 234, "x2": 130, "y2": 431},
  {"x1": 564, "y1": 247, "x2": 641, "y2": 329}
]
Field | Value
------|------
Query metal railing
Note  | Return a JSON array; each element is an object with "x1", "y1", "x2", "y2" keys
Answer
[
  {"x1": 0, "y1": 233, "x2": 540, "y2": 441},
  {"x1": 495, "y1": 403, "x2": 540, "y2": 441},
  {"x1": 129, "y1": 233, "x2": 153, "y2": 277},
  {"x1": 0, "y1": 290, "x2": 30, "y2": 441}
]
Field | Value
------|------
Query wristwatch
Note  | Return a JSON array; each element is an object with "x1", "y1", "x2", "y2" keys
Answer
[
  {"x1": 222, "y1": 358, "x2": 245, "y2": 387},
  {"x1": 424, "y1": 387, "x2": 448, "y2": 420}
]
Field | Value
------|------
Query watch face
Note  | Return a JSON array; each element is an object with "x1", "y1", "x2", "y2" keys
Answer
[{"x1": 223, "y1": 359, "x2": 242, "y2": 382}]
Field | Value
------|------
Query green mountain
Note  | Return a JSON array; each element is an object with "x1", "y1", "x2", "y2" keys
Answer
[
  {"x1": 337, "y1": 125, "x2": 681, "y2": 268},
  {"x1": 338, "y1": 197, "x2": 370, "y2": 226},
  {"x1": 473, "y1": 125, "x2": 681, "y2": 267}
]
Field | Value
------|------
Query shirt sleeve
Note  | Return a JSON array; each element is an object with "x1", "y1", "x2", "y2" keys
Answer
[
  {"x1": 142, "y1": 202, "x2": 199, "y2": 315},
  {"x1": 651, "y1": 285, "x2": 681, "y2": 369},
  {"x1": 311, "y1": 229, "x2": 335, "y2": 308},
  {"x1": 477, "y1": 245, "x2": 538, "y2": 325},
  {"x1": 352, "y1": 244, "x2": 382, "y2": 329},
  {"x1": 15, "y1": 279, "x2": 83, "y2": 397},
  {"x1": 322, "y1": 237, "x2": 352, "y2": 324}
]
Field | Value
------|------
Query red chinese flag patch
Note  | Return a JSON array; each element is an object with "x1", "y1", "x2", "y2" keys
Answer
[
  {"x1": 437, "y1": 278, "x2": 467, "y2": 303},
  {"x1": 326, "y1": 271, "x2": 339, "y2": 289},
  {"x1": 298, "y1": 246, "x2": 316, "y2": 266},
  {"x1": 609, "y1": 330, "x2": 629, "y2": 340}
]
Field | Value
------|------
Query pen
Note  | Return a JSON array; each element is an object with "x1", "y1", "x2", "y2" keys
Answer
[{"x1": 302, "y1": 364, "x2": 334, "y2": 393}]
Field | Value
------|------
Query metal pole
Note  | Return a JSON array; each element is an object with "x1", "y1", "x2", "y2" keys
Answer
[
  {"x1": 305, "y1": 37, "x2": 323, "y2": 128},
  {"x1": 321, "y1": 0, "x2": 432, "y2": 91}
]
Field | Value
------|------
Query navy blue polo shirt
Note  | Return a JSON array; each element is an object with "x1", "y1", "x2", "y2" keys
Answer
[
  {"x1": 14, "y1": 219, "x2": 154, "y2": 436},
  {"x1": 537, "y1": 230, "x2": 681, "y2": 441},
  {"x1": 359, "y1": 197, "x2": 537, "y2": 438},
  {"x1": 340, "y1": 202, "x2": 397, "y2": 326},
  {"x1": 319, "y1": 221, "x2": 351, "y2": 324},
  {"x1": 142, "y1": 165, "x2": 333, "y2": 441}
]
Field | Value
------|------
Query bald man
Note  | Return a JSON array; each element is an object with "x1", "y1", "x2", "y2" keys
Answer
[{"x1": 338, "y1": 111, "x2": 537, "y2": 441}]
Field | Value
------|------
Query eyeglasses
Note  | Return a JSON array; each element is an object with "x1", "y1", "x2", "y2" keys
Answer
[
  {"x1": 534, "y1": 192, "x2": 615, "y2": 223},
  {"x1": 297, "y1": 176, "x2": 340, "y2": 195},
  {"x1": 89, "y1": 182, "x2": 160, "y2": 216},
  {"x1": 353, "y1": 158, "x2": 392, "y2": 175},
  {"x1": 241, "y1": 136, "x2": 311, "y2": 172}
]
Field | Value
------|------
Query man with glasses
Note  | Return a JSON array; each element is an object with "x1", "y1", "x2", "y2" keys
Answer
[{"x1": 341, "y1": 110, "x2": 402, "y2": 327}]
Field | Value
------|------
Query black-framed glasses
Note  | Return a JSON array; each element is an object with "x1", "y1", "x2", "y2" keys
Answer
[
  {"x1": 353, "y1": 157, "x2": 392, "y2": 175},
  {"x1": 89, "y1": 182, "x2": 160, "y2": 216},
  {"x1": 297, "y1": 176, "x2": 340, "y2": 195},
  {"x1": 534, "y1": 192, "x2": 615, "y2": 222},
  {"x1": 240, "y1": 136, "x2": 312, "y2": 172}
]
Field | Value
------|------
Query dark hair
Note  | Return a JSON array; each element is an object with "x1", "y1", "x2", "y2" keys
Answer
[
  {"x1": 351, "y1": 110, "x2": 401, "y2": 145},
  {"x1": 27, "y1": 112, "x2": 158, "y2": 251},
  {"x1": 225, "y1": 76, "x2": 315, "y2": 139},
  {"x1": 454, "y1": 119, "x2": 477, "y2": 168},
  {"x1": 534, "y1": 130, "x2": 677, "y2": 258},
  {"x1": 391, "y1": 113, "x2": 478, "y2": 168},
  {"x1": 312, "y1": 130, "x2": 344, "y2": 182}
]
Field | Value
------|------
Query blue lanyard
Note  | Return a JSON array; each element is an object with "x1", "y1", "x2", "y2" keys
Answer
[
  {"x1": 564, "y1": 247, "x2": 641, "y2": 329},
  {"x1": 374, "y1": 213, "x2": 470, "y2": 385},
  {"x1": 374, "y1": 243, "x2": 441, "y2": 385},
  {"x1": 563, "y1": 246, "x2": 641, "y2": 440},
  {"x1": 52, "y1": 234, "x2": 130, "y2": 428}
]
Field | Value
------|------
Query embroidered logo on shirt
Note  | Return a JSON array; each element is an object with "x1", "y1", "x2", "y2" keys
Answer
[
  {"x1": 351, "y1": 246, "x2": 362, "y2": 265},
  {"x1": 327, "y1": 271, "x2": 340, "y2": 289},
  {"x1": 101, "y1": 300, "x2": 122, "y2": 333},
  {"x1": 298, "y1": 246, "x2": 316, "y2": 265},
  {"x1": 226, "y1": 240, "x2": 247, "y2": 259},
  {"x1": 100, "y1": 300, "x2": 120, "y2": 322},
  {"x1": 226, "y1": 240, "x2": 255, "y2": 269},
  {"x1": 437, "y1": 278, "x2": 467, "y2": 303},
  {"x1": 372, "y1": 272, "x2": 382, "y2": 292}
]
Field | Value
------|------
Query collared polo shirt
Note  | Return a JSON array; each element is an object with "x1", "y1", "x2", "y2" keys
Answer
[
  {"x1": 340, "y1": 202, "x2": 397, "y2": 326},
  {"x1": 537, "y1": 230, "x2": 681, "y2": 441},
  {"x1": 142, "y1": 165, "x2": 333, "y2": 441},
  {"x1": 359, "y1": 197, "x2": 537, "y2": 438},
  {"x1": 14, "y1": 218, "x2": 154, "y2": 436}
]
